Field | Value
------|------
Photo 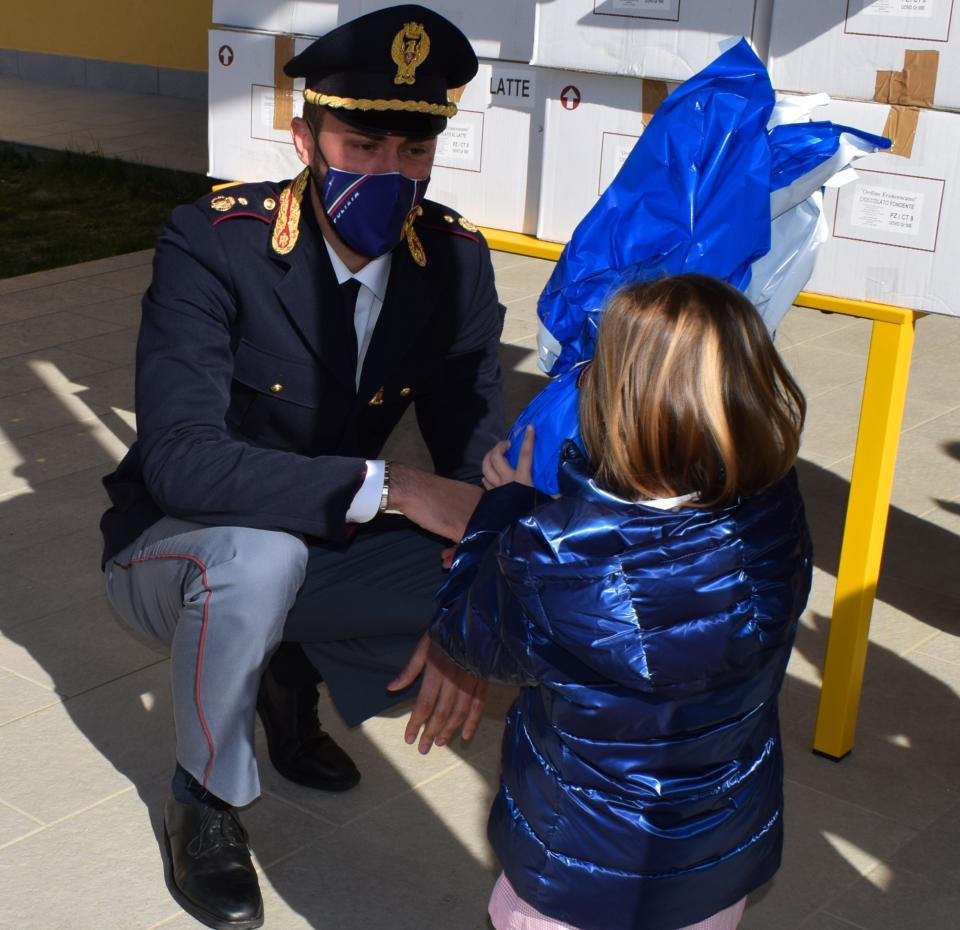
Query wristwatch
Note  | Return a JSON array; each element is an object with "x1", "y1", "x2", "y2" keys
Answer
[{"x1": 378, "y1": 461, "x2": 392, "y2": 514}]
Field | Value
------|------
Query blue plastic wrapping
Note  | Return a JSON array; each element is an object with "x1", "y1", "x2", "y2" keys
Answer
[{"x1": 506, "y1": 39, "x2": 890, "y2": 494}]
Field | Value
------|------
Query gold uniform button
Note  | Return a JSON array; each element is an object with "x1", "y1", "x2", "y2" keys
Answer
[
  {"x1": 270, "y1": 383, "x2": 284, "y2": 394},
  {"x1": 399, "y1": 386, "x2": 412, "y2": 397},
  {"x1": 264, "y1": 197, "x2": 277, "y2": 211}
]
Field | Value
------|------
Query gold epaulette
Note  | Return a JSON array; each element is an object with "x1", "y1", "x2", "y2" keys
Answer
[{"x1": 271, "y1": 168, "x2": 310, "y2": 255}]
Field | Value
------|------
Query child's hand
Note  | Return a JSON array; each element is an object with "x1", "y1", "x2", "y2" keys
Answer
[{"x1": 482, "y1": 425, "x2": 535, "y2": 489}]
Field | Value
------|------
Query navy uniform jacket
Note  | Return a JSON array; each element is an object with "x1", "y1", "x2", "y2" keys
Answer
[{"x1": 100, "y1": 174, "x2": 506, "y2": 562}]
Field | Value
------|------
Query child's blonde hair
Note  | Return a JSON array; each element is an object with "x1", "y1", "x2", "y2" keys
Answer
[{"x1": 579, "y1": 274, "x2": 806, "y2": 509}]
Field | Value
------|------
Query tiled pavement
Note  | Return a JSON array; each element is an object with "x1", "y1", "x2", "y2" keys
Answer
[{"x1": 1, "y1": 74, "x2": 959, "y2": 930}]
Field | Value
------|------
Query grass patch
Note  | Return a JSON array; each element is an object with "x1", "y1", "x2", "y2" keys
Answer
[{"x1": 0, "y1": 144, "x2": 217, "y2": 279}]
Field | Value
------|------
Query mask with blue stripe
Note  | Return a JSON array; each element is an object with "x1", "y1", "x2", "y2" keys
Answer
[{"x1": 320, "y1": 165, "x2": 430, "y2": 259}]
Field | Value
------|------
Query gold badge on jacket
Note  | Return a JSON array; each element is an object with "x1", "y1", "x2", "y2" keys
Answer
[
  {"x1": 392, "y1": 22, "x2": 430, "y2": 85},
  {"x1": 210, "y1": 195, "x2": 236, "y2": 212}
]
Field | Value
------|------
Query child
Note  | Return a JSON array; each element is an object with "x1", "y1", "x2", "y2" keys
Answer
[{"x1": 428, "y1": 274, "x2": 812, "y2": 930}]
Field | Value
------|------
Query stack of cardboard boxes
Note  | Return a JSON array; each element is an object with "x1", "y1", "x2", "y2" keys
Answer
[
  {"x1": 208, "y1": 1, "x2": 959, "y2": 315},
  {"x1": 208, "y1": 0, "x2": 772, "y2": 240}
]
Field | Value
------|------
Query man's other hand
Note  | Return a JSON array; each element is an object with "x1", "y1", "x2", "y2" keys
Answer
[{"x1": 387, "y1": 633, "x2": 488, "y2": 754}]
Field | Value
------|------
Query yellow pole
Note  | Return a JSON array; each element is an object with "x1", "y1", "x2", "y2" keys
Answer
[{"x1": 805, "y1": 307, "x2": 918, "y2": 758}]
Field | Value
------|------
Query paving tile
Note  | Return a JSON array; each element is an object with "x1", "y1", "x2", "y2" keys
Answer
[
  {"x1": 0, "y1": 790, "x2": 178, "y2": 930},
  {"x1": 887, "y1": 409, "x2": 960, "y2": 515},
  {"x1": 0, "y1": 464, "x2": 112, "y2": 556},
  {"x1": 71, "y1": 292, "x2": 143, "y2": 327},
  {"x1": 797, "y1": 913, "x2": 870, "y2": 930},
  {"x1": 0, "y1": 593, "x2": 164, "y2": 697},
  {"x1": 0, "y1": 345, "x2": 120, "y2": 399},
  {"x1": 501, "y1": 295, "x2": 540, "y2": 344},
  {"x1": 0, "y1": 799, "x2": 42, "y2": 847},
  {"x1": 492, "y1": 255, "x2": 555, "y2": 297},
  {"x1": 255, "y1": 691, "x2": 472, "y2": 827},
  {"x1": 825, "y1": 865, "x2": 960, "y2": 930},
  {"x1": 0, "y1": 375, "x2": 120, "y2": 440},
  {"x1": 917, "y1": 492, "x2": 960, "y2": 536},
  {"x1": 915, "y1": 631, "x2": 960, "y2": 666},
  {"x1": 0, "y1": 661, "x2": 173, "y2": 823},
  {"x1": 263, "y1": 764, "x2": 499, "y2": 930},
  {"x1": 884, "y1": 799, "x2": 960, "y2": 890},
  {"x1": 0, "y1": 309, "x2": 126, "y2": 359},
  {"x1": 777, "y1": 306, "x2": 865, "y2": 349},
  {"x1": 16, "y1": 525, "x2": 112, "y2": 602},
  {"x1": 801, "y1": 316, "x2": 874, "y2": 358},
  {"x1": 83, "y1": 264, "x2": 153, "y2": 296},
  {"x1": 741, "y1": 780, "x2": 917, "y2": 930},
  {"x1": 0, "y1": 251, "x2": 152, "y2": 296},
  {"x1": 0, "y1": 278, "x2": 131, "y2": 326},
  {"x1": 62, "y1": 325, "x2": 139, "y2": 363},
  {"x1": 780, "y1": 340, "x2": 866, "y2": 401},
  {"x1": 0, "y1": 666, "x2": 60, "y2": 726},
  {"x1": 0, "y1": 418, "x2": 124, "y2": 495},
  {"x1": 781, "y1": 648, "x2": 960, "y2": 831}
]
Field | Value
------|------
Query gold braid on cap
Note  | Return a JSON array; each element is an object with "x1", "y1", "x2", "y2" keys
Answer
[
  {"x1": 271, "y1": 168, "x2": 309, "y2": 255},
  {"x1": 303, "y1": 88, "x2": 457, "y2": 118}
]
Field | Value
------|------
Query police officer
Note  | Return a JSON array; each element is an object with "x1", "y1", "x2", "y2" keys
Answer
[{"x1": 100, "y1": 7, "x2": 505, "y2": 927}]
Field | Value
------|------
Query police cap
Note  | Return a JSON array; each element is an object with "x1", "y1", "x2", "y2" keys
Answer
[{"x1": 284, "y1": 5, "x2": 477, "y2": 136}]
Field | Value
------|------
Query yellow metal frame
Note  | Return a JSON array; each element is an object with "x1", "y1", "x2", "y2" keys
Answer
[{"x1": 481, "y1": 227, "x2": 920, "y2": 761}]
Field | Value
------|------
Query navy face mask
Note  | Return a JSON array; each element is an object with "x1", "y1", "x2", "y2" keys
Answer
[{"x1": 320, "y1": 165, "x2": 430, "y2": 258}]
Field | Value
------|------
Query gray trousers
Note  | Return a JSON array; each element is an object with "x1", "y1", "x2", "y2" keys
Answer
[{"x1": 105, "y1": 515, "x2": 446, "y2": 807}]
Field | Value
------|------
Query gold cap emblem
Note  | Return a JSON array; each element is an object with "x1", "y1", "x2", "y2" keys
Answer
[
  {"x1": 210, "y1": 195, "x2": 236, "y2": 212},
  {"x1": 391, "y1": 22, "x2": 430, "y2": 85}
]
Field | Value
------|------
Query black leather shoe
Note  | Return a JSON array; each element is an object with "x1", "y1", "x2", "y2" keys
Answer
[
  {"x1": 163, "y1": 795, "x2": 263, "y2": 930},
  {"x1": 256, "y1": 659, "x2": 361, "y2": 792}
]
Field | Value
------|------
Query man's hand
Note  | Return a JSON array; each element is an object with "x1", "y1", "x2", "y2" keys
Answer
[
  {"x1": 387, "y1": 633, "x2": 488, "y2": 754},
  {"x1": 388, "y1": 463, "x2": 482, "y2": 542},
  {"x1": 482, "y1": 424, "x2": 535, "y2": 490}
]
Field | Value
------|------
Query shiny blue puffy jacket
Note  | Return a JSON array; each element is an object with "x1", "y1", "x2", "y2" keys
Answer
[{"x1": 431, "y1": 444, "x2": 812, "y2": 930}]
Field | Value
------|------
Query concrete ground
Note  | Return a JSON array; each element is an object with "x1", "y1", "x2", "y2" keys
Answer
[{"x1": 0, "y1": 74, "x2": 958, "y2": 930}]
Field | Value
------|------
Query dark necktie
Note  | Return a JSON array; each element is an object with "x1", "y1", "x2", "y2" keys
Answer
[{"x1": 340, "y1": 277, "x2": 361, "y2": 368}]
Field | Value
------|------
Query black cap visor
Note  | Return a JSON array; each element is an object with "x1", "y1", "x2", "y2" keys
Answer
[{"x1": 329, "y1": 106, "x2": 447, "y2": 137}]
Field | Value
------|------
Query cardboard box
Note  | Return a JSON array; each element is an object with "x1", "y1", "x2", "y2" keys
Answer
[
  {"x1": 536, "y1": 70, "x2": 676, "y2": 243},
  {"x1": 208, "y1": 29, "x2": 310, "y2": 182},
  {"x1": 803, "y1": 97, "x2": 960, "y2": 317},
  {"x1": 769, "y1": 0, "x2": 960, "y2": 111},
  {"x1": 429, "y1": 60, "x2": 551, "y2": 234},
  {"x1": 334, "y1": 0, "x2": 537, "y2": 62},
  {"x1": 532, "y1": 0, "x2": 773, "y2": 82},
  {"x1": 212, "y1": 1, "x2": 337, "y2": 36}
]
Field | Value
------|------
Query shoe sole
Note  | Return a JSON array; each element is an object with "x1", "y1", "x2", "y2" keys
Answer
[
  {"x1": 162, "y1": 824, "x2": 264, "y2": 930},
  {"x1": 269, "y1": 755, "x2": 361, "y2": 792}
]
